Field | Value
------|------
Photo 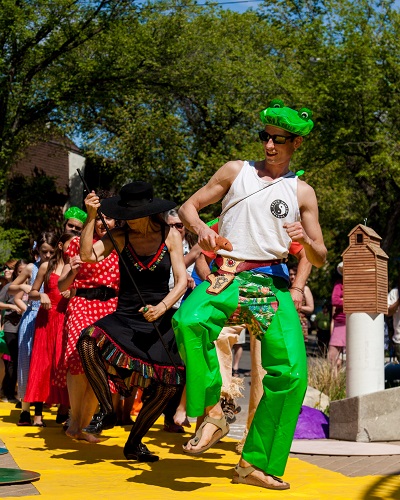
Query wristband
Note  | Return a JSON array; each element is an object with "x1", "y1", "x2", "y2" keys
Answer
[
  {"x1": 291, "y1": 286, "x2": 304, "y2": 295},
  {"x1": 161, "y1": 300, "x2": 168, "y2": 312}
]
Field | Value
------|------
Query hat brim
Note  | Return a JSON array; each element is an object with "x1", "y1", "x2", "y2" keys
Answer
[{"x1": 100, "y1": 196, "x2": 176, "y2": 220}]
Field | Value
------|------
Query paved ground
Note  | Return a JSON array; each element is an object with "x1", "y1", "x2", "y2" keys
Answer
[{"x1": 0, "y1": 438, "x2": 39, "y2": 497}]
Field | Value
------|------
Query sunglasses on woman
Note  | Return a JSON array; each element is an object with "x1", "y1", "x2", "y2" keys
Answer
[
  {"x1": 258, "y1": 130, "x2": 295, "y2": 144},
  {"x1": 169, "y1": 223, "x2": 184, "y2": 230}
]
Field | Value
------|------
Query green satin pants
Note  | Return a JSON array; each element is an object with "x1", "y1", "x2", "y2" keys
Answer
[{"x1": 172, "y1": 271, "x2": 307, "y2": 476}]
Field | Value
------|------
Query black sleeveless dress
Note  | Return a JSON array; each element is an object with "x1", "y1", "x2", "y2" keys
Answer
[{"x1": 83, "y1": 227, "x2": 185, "y2": 393}]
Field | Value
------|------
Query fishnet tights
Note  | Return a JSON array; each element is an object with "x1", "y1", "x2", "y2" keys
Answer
[
  {"x1": 77, "y1": 330, "x2": 180, "y2": 446},
  {"x1": 125, "y1": 382, "x2": 179, "y2": 448},
  {"x1": 77, "y1": 333, "x2": 113, "y2": 414}
]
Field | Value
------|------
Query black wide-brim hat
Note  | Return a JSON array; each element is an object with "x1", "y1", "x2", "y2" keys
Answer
[{"x1": 100, "y1": 181, "x2": 176, "y2": 220}]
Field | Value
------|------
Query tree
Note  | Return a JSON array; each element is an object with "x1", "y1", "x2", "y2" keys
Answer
[
  {"x1": 72, "y1": 3, "x2": 304, "y2": 212},
  {"x1": 5, "y1": 0, "x2": 399, "y2": 296},
  {"x1": 5, "y1": 168, "x2": 68, "y2": 240},
  {"x1": 0, "y1": 0, "x2": 140, "y2": 188},
  {"x1": 255, "y1": 0, "x2": 400, "y2": 291}
]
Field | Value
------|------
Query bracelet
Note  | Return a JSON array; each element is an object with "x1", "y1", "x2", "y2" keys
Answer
[
  {"x1": 291, "y1": 286, "x2": 304, "y2": 295},
  {"x1": 161, "y1": 300, "x2": 168, "y2": 312}
]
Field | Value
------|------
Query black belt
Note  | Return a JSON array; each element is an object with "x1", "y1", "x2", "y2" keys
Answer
[{"x1": 75, "y1": 286, "x2": 117, "y2": 301}]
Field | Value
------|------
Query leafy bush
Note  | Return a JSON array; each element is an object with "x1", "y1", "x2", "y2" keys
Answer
[{"x1": 0, "y1": 227, "x2": 30, "y2": 262}]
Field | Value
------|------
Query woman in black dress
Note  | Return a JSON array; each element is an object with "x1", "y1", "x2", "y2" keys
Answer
[{"x1": 77, "y1": 182, "x2": 187, "y2": 461}]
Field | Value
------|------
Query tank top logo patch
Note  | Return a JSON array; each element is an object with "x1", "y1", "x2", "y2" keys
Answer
[{"x1": 270, "y1": 199, "x2": 289, "y2": 219}]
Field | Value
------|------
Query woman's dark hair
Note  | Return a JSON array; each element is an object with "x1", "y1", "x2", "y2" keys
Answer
[
  {"x1": 96, "y1": 189, "x2": 127, "y2": 228},
  {"x1": 12, "y1": 259, "x2": 29, "y2": 281},
  {"x1": 164, "y1": 207, "x2": 198, "y2": 248},
  {"x1": 151, "y1": 213, "x2": 169, "y2": 227},
  {"x1": 32, "y1": 232, "x2": 58, "y2": 261},
  {"x1": 185, "y1": 230, "x2": 198, "y2": 249},
  {"x1": 44, "y1": 233, "x2": 74, "y2": 285}
]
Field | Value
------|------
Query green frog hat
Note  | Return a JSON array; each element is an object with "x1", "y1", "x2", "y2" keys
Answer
[
  {"x1": 260, "y1": 99, "x2": 314, "y2": 136},
  {"x1": 64, "y1": 206, "x2": 88, "y2": 224}
]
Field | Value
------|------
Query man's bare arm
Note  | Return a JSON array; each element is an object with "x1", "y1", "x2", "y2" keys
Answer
[
  {"x1": 179, "y1": 160, "x2": 242, "y2": 252},
  {"x1": 290, "y1": 248, "x2": 312, "y2": 311},
  {"x1": 285, "y1": 181, "x2": 327, "y2": 268}
]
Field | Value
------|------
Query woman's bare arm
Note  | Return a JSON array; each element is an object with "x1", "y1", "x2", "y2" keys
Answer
[
  {"x1": 139, "y1": 228, "x2": 187, "y2": 323},
  {"x1": 8, "y1": 264, "x2": 33, "y2": 295}
]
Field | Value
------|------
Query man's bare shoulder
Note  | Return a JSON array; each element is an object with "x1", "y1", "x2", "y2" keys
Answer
[
  {"x1": 297, "y1": 178, "x2": 316, "y2": 196},
  {"x1": 213, "y1": 160, "x2": 244, "y2": 184},
  {"x1": 219, "y1": 159, "x2": 244, "y2": 173},
  {"x1": 226, "y1": 159, "x2": 245, "y2": 169}
]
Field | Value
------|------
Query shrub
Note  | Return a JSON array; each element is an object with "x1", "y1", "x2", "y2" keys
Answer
[{"x1": 308, "y1": 357, "x2": 346, "y2": 414}]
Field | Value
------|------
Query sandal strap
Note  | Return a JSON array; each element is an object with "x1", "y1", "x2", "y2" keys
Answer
[
  {"x1": 235, "y1": 464, "x2": 256, "y2": 478},
  {"x1": 203, "y1": 414, "x2": 228, "y2": 432},
  {"x1": 235, "y1": 464, "x2": 285, "y2": 484},
  {"x1": 187, "y1": 414, "x2": 228, "y2": 447},
  {"x1": 269, "y1": 474, "x2": 284, "y2": 483}
]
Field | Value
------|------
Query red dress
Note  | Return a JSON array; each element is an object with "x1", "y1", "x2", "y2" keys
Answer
[
  {"x1": 25, "y1": 273, "x2": 69, "y2": 405},
  {"x1": 55, "y1": 236, "x2": 120, "y2": 387}
]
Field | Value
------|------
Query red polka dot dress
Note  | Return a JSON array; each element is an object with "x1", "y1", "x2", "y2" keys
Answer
[{"x1": 55, "y1": 236, "x2": 119, "y2": 387}]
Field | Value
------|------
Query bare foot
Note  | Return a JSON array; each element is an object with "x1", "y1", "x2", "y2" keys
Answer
[
  {"x1": 173, "y1": 407, "x2": 190, "y2": 427},
  {"x1": 238, "y1": 458, "x2": 290, "y2": 489},
  {"x1": 184, "y1": 413, "x2": 225, "y2": 452},
  {"x1": 65, "y1": 429, "x2": 101, "y2": 443}
]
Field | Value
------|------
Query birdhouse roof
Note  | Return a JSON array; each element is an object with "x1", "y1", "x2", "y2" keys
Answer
[
  {"x1": 347, "y1": 224, "x2": 381, "y2": 240},
  {"x1": 342, "y1": 241, "x2": 389, "y2": 259},
  {"x1": 366, "y1": 243, "x2": 389, "y2": 259}
]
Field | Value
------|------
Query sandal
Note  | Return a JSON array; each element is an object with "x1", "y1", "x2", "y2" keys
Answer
[
  {"x1": 32, "y1": 421, "x2": 46, "y2": 428},
  {"x1": 182, "y1": 414, "x2": 229, "y2": 455},
  {"x1": 232, "y1": 464, "x2": 290, "y2": 490}
]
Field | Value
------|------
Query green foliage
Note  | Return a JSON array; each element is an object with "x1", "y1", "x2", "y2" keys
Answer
[
  {"x1": 0, "y1": 227, "x2": 30, "y2": 263},
  {"x1": 5, "y1": 168, "x2": 68, "y2": 240},
  {"x1": 3, "y1": 0, "x2": 400, "y2": 299},
  {"x1": 0, "y1": 0, "x2": 139, "y2": 186},
  {"x1": 308, "y1": 358, "x2": 346, "y2": 414}
]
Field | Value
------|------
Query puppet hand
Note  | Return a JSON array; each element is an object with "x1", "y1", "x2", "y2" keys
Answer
[{"x1": 214, "y1": 235, "x2": 233, "y2": 252}]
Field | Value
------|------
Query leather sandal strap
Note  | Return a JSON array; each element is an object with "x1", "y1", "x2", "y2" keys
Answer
[
  {"x1": 269, "y1": 474, "x2": 284, "y2": 483},
  {"x1": 235, "y1": 464, "x2": 256, "y2": 478},
  {"x1": 187, "y1": 414, "x2": 228, "y2": 446},
  {"x1": 203, "y1": 414, "x2": 228, "y2": 432}
]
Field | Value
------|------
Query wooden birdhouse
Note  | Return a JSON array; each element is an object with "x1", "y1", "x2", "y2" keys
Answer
[{"x1": 342, "y1": 224, "x2": 388, "y2": 314}]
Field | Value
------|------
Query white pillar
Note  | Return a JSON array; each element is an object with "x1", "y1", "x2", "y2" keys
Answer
[{"x1": 346, "y1": 312, "x2": 385, "y2": 398}]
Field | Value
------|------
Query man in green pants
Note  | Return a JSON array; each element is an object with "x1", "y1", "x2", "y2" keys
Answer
[{"x1": 172, "y1": 99, "x2": 327, "y2": 491}]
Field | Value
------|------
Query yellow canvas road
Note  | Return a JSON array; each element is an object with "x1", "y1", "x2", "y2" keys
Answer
[{"x1": 0, "y1": 403, "x2": 399, "y2": 499}]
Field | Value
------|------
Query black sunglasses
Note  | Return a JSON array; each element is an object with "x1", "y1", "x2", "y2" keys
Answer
[
  {"x1": 258, "y1": 130, "x2": 295, "y2": 144},
  {"x1": 169, "y1": 223, "x2": 184, "y2": 229}
]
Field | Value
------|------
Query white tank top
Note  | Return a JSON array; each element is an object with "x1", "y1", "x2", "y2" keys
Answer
[{"x1": 218, "y1": 161, "x2": 300, "y2": 260}]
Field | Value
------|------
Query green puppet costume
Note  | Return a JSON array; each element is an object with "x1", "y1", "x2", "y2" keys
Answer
[{"x1": 173, "y1": 99, "x2": 312, "y2": 477}]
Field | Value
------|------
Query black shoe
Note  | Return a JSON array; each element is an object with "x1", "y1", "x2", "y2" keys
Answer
[
  {"x1": 15, "y1": 401, "x2": 22, "y2": 409},
  {"x1": 89, "y1": 412, "x2": 103, "y2": 424},
  {"x1": 124, "y1": 442, "x2": 159, "y2": 462},
  {"x1": 4, "y1": 397, "x2": 19, "y2": 404},
  {"x1": 83, "y1": 412, "x2": 117, "y2": 434},
  {"x1": 62, "y1": 418, "x2": 70, "y2": 432},
  {"x1": 17, "y1": 411, "x2": 32, "y2": 426},
  {"x1": 56, "y1": 413, "x2": 69, "y2": 424}
]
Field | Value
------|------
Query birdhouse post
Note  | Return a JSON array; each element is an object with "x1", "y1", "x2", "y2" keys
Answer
[{"x1": 342, "y1": 224, "x2": 388, "y2": 397}]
